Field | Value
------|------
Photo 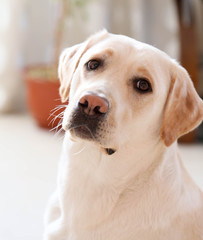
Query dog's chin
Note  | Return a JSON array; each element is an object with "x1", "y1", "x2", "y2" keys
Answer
[{"x1": 69, "y1": 126, "x2": 116, "y2": 156}]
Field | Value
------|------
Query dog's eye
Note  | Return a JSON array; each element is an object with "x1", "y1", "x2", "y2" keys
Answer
[
  {"x1": 86, "y1": 60, "x2": 101, "y2": 71},
  {"x1": 133, "y1": 78, "x2": 152, "y2": 93}
]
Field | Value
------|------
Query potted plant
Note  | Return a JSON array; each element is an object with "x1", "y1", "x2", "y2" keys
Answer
[{"x1": 25, "y1": 0, "x2": 88, "y2": 130}]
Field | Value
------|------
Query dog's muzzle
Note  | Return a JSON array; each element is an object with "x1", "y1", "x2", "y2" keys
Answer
[{"x1": 68, "y1": 92, "x2": 109, "y2": 141}]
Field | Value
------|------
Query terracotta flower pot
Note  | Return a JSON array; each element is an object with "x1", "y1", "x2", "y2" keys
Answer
[{"x1": 24, "y1": 65, "x2": 66, "y2": 129}]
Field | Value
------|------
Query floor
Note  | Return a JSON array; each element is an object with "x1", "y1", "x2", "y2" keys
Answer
[{"x1": 0, "y1": 114, "x2": 202, "y2": 240}]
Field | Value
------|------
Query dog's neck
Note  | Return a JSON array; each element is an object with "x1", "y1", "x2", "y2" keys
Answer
[
  {"x1": 58, "y1": 132, "x2": 186, "y2": 230},
  {"x1": 61, "y1": 132, "x2": 168, "y2": 183}
]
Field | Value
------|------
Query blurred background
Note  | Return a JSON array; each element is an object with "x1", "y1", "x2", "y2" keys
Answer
[{"x1": 0, "y1": 0, "x2": 202, "y2": 239}]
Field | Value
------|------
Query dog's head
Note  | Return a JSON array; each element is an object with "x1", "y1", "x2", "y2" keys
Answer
[{"x1": 59, "y1": 30, "x2": 203, "y2": 154}]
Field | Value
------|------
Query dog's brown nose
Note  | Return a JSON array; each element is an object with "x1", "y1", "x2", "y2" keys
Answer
[{"x1": 79, "y1": 93, "x2": 109, "y2": 116}]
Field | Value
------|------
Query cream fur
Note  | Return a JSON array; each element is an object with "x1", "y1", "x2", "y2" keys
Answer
[{"x1": 44, "y1": 31, "x2": 203, "y2": 240}]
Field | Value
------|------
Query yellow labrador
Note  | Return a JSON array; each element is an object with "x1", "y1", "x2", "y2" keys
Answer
[{"x1": 44, "y1": 30, "x2": 203, "y2": 240}]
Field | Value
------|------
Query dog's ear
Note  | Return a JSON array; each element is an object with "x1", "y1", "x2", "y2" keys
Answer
[
  {"x1": 58, "y1": 29, "x2": 108, "y2": 102},
  {"x1": 161, "y1": 63, "x2": 203, "y2": 146},
  {"x1": 58, "y1": 44, "x2": 82, "y2": 102}
]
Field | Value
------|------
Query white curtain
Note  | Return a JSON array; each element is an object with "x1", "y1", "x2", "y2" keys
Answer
[
  {"x1": 106, "y1": 0, "x2": 179, "y2": 60},
  {"x1": 0, "y1": 0, "x2": 24, "y2": 113}
]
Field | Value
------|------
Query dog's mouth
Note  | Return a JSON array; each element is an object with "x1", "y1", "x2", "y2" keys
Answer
[
  {"x1": 67, "y1": 107, "x2": 116, "y2": 155},
  {"x1": 72, "y1": 125, "x2": 93, "y2": 139},
  {"x1": 69, "y1": 125, "x2": 116, "y2": 156}
]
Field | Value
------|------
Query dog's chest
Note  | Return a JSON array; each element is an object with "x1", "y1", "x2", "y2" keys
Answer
[
  {"x1": 59, "y1": 164, "x2": 168, "y2": 239},
  {"x1": 59, "y1": 162, "x2": 120, "y2": 231},
  {"x1": 57, "y1": 140, "x2": 198, "y2": 239},
  {"x1": 59, "y1": 179, "x2": 188, "y2": 240},
  {"x1": 60, "y1": 179, "x2": 140, "y2": 239},
  {"x1": 58, "y1": 147, "x2": 141, "y2": 237}
]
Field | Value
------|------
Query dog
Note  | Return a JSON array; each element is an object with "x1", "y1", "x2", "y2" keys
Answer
[{"x1": 44, "y1": 30, "x2": 203, "y2": 240}]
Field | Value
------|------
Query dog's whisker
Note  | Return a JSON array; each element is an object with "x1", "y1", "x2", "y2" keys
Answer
[
  {"x1": 48, "y1": 106, "x2": 66, "y2": 120},
  {"x1": 67, "y1": 124, "x2": 83, "y2": 132},
  {"x1": 50, "y1": 117, "x2": 63, "y2": 132},
  {"x1": 73, "y1": 145, "x2": 87, "y2": 156},
  {"x1": 49, "y1": 105, "x2": 66, "y2": 114},
  {"x1": 50, "y1": 122, "x2": 62, "y2": 133},
  {"x1": 84, "y1": 125, "x2": 97, "y2": 142},
  {"x1": 55, "y1": 127, "x2": 64, "y2": 138},
  {"x1": 50, "y1": 105, "x2": 66, "y2": 112},
  {"x1": 49, "y1": 114, "x2": 63, "y2": 125},
  {"x1": 49, "y1": 109, "x2": 65, "y2": 128},
  {"x1": 52, "y1": 112, "x2": 64, "y2": 121},
  {"x1": 49, "y1": 117, "x2": 58, "y2": 128},
  {"x1": 49, "y1": 114, "x2": 64, "y2": 134}
]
